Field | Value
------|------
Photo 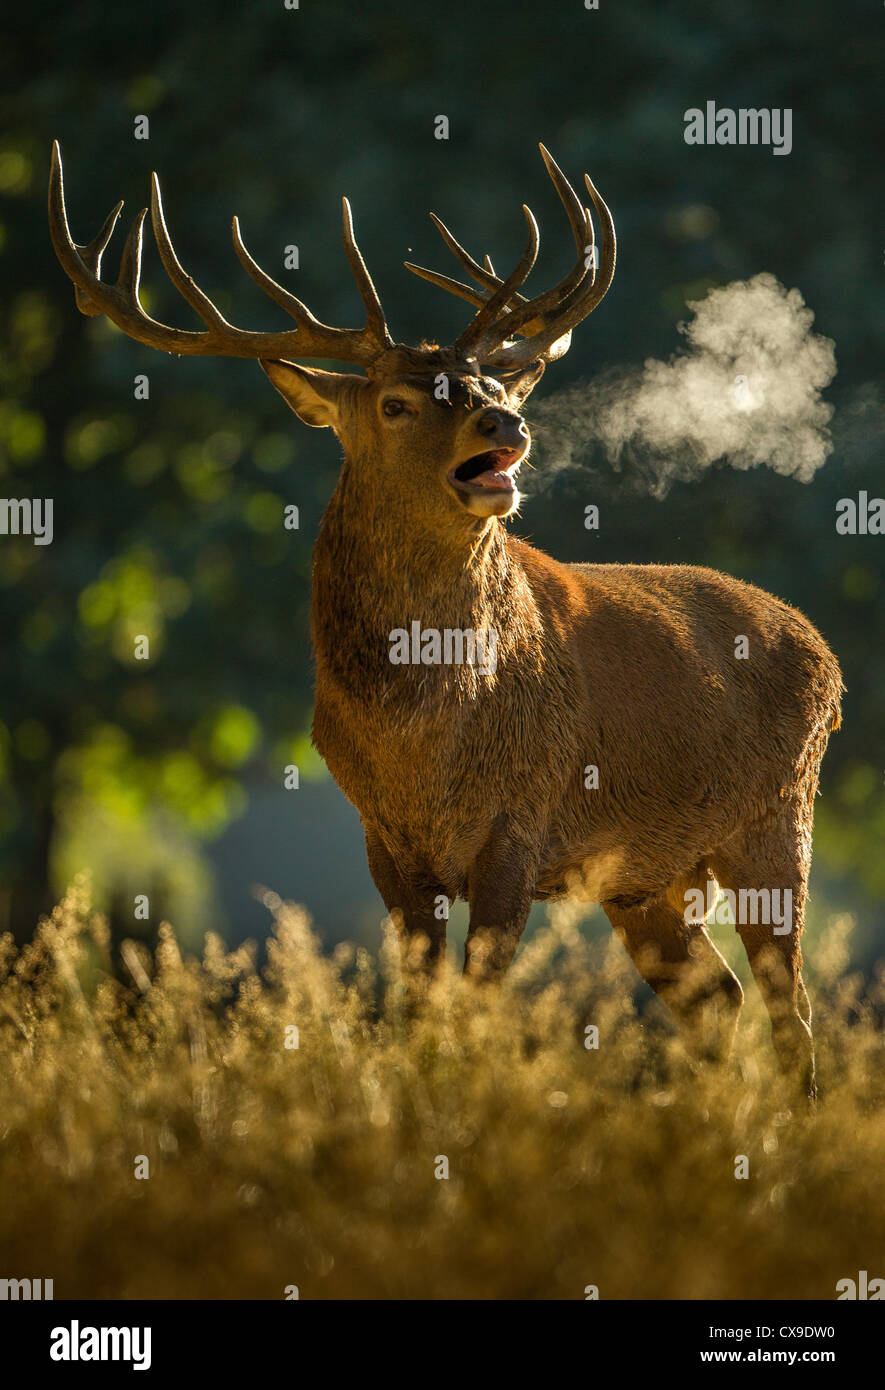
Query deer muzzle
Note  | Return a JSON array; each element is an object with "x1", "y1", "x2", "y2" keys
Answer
[{"x1": 447, "y1": 409, "x2": 530, "y2": 504}]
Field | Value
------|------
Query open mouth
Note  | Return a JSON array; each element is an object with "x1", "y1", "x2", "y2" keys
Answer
[{"x1": 447, "y1": 447, "x2": 524, "y2": 497}]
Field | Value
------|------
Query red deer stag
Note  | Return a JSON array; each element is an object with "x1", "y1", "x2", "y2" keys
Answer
[{"x1": 50, "y1": 141, "x2": 841, "y2": 1098}]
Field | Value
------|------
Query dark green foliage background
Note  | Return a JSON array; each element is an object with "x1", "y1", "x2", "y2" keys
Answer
[{"x1": 0, "y1": 1, "x2": 882, "y2": 956}]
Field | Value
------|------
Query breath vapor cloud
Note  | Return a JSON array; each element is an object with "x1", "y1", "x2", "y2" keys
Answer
[{"x1": 528, "y1": 274, "x2": 837, "y2": 496}]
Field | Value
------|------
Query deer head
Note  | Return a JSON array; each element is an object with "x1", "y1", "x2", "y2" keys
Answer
[{"x1": 49, "y1": 142, "x2": 615, "y2": 526}]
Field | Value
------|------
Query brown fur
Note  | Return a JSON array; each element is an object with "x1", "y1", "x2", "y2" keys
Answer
[{"x1": 260, "y1": 356, "x2": 842, "y2": 1099}]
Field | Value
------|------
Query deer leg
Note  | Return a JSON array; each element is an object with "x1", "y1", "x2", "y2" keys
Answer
[
  {"x1": 603, "y1": 897, "x2": 743, "y2": 1062},
  {"x1": 710, "y1": 805, "x2": 816, "y2": 1101},
  {"x1": 464, "y1": 819, "x2": 537, "y2": 981},
  {"x1": 364, "y1": 825, "x2": 448, "y2": 994}
]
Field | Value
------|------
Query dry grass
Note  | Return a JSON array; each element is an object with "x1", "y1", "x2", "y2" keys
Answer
[{"x1": 1, "y1": 875, "x2": 883, "y2": 1300}]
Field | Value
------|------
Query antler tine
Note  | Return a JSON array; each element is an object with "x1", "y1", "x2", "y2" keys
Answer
[
  {"x1": 402, "y1": 211, "x2": 509, "y2": 314},
  {"x1": 584, "y1": 170, "x2": 616, "y2": 284},
  {"x1": 402, "y1": 260, "x2": 489, "y2": 312},
  {"x1": 50, "y1": 141, "x2": 210, "y2": 351},
  {"x1": 49, "y1": 141, "x2": 121, "y2": 317},
  {"x1": 400, "y1": 146, "x2": 613, "y2": 368},
  {"x1": 402, "y1": 260, "x2": 557, "y2": 342},
  {"x1": 540, "y1": 143, "x2": 590, "y2": 254},
  {"x1": 149, "y1": 174, "x2": 233, "y2": 336},
  {"x1": 115, "y1": 207, "x2": 148, "y2": 301},
  {"x1": 81, "y1": 201, "x2": 125, "y2": 276},
  {"x1": 455, "y1": 204, "x2": 539, "y2": 356},
  {"x1": 428, "y1": 212, "x2": 501, "y2": 293},
  {"x1": 584, "y1": 206, "x2": 596, "y2": 284},
  {"x1": 490, "y1": 144, "x2": 595, "y2": 340},
  {"x1": 482, "y1": 156, "x2": 616, "y2": 369},
  {"x1": 230, "y1": 213, "x2": 385, "y2": 365},
  {"x1": 232, "y1": 215, "x2": 333, "y2": 327},
  {"x1": 405, "y1": 171, "x2": 586, "y2": 345},
  {"x1": 342, "y1": 198, "x2": 393, "y2": 348},
  {"x1": 74, "y1": 203, "x2": 127, "y2": 317},
  {"x1": 49, "y1": 142, "x2": 393, "y2": 367},
  {"x1": 412, "y1": 144, "x2": 593, "y2": 344}
]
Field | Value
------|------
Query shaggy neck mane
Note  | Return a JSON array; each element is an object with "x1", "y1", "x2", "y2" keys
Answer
[{"x1": 312, "y1": 459, "x2": 542, "y2": 705}]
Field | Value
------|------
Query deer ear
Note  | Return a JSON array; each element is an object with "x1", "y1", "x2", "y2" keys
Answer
[
  {"x1": 498, "y1": 359, "x2": 545, "y2": 408},
  {"x1": 260, "y1": 360, "x2": 355, "y2": 429}
]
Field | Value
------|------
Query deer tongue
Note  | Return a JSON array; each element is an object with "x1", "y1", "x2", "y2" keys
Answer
[
  {"x1": 453, "y1": 448, "x2": 519, "y2": 491},
  {"x1": 472, "y1": 464, "x2": 516, "y2": 491}
]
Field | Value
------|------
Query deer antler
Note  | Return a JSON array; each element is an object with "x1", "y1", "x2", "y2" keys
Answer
[
  {"x1": 48, "y1": 141, "x2": 393, "y2": 367},
  {"x1": 50, "y1": 141, "x2": 613, "y2": 375},
  {"x1": 404, "y1": 143, "x2": 615, "y2": 368}
]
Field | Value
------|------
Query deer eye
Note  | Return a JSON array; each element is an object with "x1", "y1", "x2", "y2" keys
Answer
[{"x1": 382, "y1": 398, "x2": 407, "y2": 417}]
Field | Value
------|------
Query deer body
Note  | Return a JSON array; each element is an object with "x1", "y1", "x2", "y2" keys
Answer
[
  {"x1": 312, "y1": 489, "x2": 840, "y2": 966},
  {"x1": 50, "y1": 141, "x2": 841, "y2": 1097}
]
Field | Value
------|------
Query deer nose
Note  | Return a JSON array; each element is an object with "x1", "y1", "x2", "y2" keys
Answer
[{"x1": 476, "y1": 409, "x2": 529, "y2": 447}]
